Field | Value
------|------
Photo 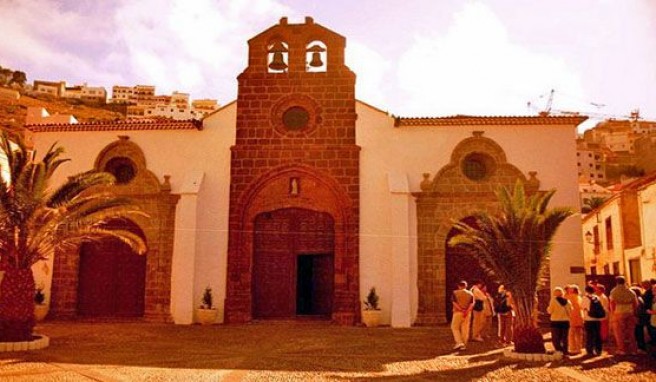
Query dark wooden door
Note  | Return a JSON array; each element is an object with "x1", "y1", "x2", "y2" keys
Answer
[
  {"x1": 77, "y1": 220, "x2": 146, "y2": 317},
  {"x1": 253, "y1": 208, "x2": 334, "y2": 319},
  {"x1": 311, "y1": 254, "x2": 334, "y2": 316}
]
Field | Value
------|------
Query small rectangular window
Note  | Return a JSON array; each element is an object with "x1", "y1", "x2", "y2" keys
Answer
[{"x1": 605, "y1": 217, "x2": 613, "y2": 250}]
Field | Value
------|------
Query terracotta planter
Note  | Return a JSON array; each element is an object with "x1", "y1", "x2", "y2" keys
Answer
[
  {"x1": 196, "y1": 308, "x2": 218, "y2": 325},
  {"x1": 361, "y1": 309, "x2": 381, "y2": 327},
  {"x1": 34, "y1": 304, "x2": 49, "y2": 321}
]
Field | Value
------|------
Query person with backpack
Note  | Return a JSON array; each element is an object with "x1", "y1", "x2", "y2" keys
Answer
[
  {"x1": 582, "y1": 285, "x2": 605, "y2": 356},
  {"x1": 630, "y1": 286, "x2": 648, "y2": 354},
  {"x1": 594, "y1": 284, "x2": 610, "y2": 342},
  {"x1": 470, "y1": 281, "x2": 487, "y2": 342},
  {"x1": 496, "y1": 284, "x2": 514, "y2": 346},
  {"x1": 547, "y1": 287, "x2": 573, "y2": 354}
]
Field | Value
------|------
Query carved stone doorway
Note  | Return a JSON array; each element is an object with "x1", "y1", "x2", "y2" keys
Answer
[{"x1": 252, "y1": 208, "x2": 334, "y2": 319}]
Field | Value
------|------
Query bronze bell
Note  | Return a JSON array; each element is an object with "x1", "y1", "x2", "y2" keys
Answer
[
  {"x1": 307, "y1": 44, "x2": 326, "y2": 68},
  {"x1": 268, "y1": 41, "x2": 288, "y2": 71}
]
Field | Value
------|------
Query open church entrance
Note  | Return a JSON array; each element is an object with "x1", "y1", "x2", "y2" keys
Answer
[
  {"x1": 253, "y1": 208, "x2": 334, "y2": 319},
  {"x1": 445, "y1": 216, "x2": 497, "y2": 322},
  {"x1": 77, "y1": 219, "x2": 147, "y2": 317}
]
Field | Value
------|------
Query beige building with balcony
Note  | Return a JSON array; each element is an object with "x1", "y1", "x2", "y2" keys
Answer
[{"x1": 582, "y1": 172, "x2": 656, "y2": 283}]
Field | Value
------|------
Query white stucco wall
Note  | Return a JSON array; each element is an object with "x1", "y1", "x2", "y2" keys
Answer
[{"x1": 356, "y1": 101, "x2": 586, "y2": 326}]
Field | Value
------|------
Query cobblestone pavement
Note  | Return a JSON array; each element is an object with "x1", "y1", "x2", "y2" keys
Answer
[{"x1": 0, "y1": 321, "x2": 654, "y2": 381}]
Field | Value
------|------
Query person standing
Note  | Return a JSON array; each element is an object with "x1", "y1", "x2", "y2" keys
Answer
[
  {"x1": 496, "y1": 284, "x2": 514, "y2": 346},
  {"x1": 630, "y1": 286, "x2": 648, "y2": 354},
  {"x1": 640, "y1": 279, "x2": 656, "y2": 346},
  {"x1": 647, "y1": 283, "x2": 656, "y2": 349},
  {"x1": 595, "y1": 284, "x2": 610, "y2": 342},
  {"x1": 470, "y1": 281, "x2": 487, "y2": 342},
  {"x1": 582, "y1": 285, "x2": 605, "y2": 356},
  {"x1": 451, "y1": 280, "x2": 474, "y2": 350},
  {"x1": 566, "y1": 285, "x2": 584, "y2": 355},
  {"x1": 609, "y1": 276, "x2": 639, "y2": 355},
  {"x1": 481, "y1": 285, "x2": 495, "y2": 339},
  {"x1": 547, "y1": 287, "x2": 572, "y2": 354}
]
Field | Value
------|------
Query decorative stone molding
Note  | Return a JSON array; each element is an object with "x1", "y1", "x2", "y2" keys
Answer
[
  {"x1": 50, "y1": 137, "x2": 179, "y2": 322},
  {"x1": 414, "y1": 133, "x2": 531, "y2": 325},
  {"x1": 270, "y1": 94, "x2": 322, "y2": 137},
  {"x1": 225, "y1": 164, "x2": 358, "y2": 325}
]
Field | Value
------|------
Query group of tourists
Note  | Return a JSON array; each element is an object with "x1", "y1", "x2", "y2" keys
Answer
[
  {"x1": 548, "y1": 276, "x2": 656, "y2": 357},
  {"x1": 450, "y1": 280, "x2": 513, "y2": 350},
  {"x1": 450, "y1": 276, "x2": 656, "y2": 357}
]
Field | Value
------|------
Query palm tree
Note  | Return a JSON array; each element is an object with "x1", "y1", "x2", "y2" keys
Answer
[
  {"x1": 0, "y1": 132, "x2": 146, "y2": 342},
  {"x1": 581, "y1": 196, "x2": 607, "y2": 213},
  {"x1": 448, "y1": 180, "x2": 574, "y2": 353}
]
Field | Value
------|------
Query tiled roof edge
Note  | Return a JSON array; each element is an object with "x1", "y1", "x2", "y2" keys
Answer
[
  {"x1": 26, "y1": 119, "x2": 203, "y2": 132},
  {"x1": 393, "y1": 115, "x2": 589, "y2": 127}
]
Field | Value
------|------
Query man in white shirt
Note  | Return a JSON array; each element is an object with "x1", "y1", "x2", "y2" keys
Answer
[{"x1": 452, "y1": 280, "x2": 474, "y2": 350}]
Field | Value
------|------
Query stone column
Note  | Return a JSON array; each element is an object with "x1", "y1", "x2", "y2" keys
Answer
[{"x1": 170, "y1": 172, "x2": 204, "y2": 324}]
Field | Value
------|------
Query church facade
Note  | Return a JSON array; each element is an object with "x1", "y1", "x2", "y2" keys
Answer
[{"x1": 27, "y1": 18, "x2": 587, "y2": 326}]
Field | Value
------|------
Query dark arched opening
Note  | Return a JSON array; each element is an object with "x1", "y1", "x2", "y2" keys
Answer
[
  {"x1": 445, "y1": 216, "x2": 498, "y2": 322},
  {"x1": 77, "y1": 219, "x2": 147, "y2": 317}
]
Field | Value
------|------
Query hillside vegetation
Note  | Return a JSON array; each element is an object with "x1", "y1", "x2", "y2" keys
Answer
[{"x1": 0, "y1": 91, "x2": 123, "y2": 132}]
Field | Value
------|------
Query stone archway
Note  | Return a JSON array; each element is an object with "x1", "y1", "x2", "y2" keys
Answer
[
  {"x1": 49, "y1": 136, "x2": 179, "y2": 321},
  {"x1": 225, "y1": 165, "x2": 358, "y2": 325},
  {"x1": 414, "y1": 131, "x2": 538, "y2": 325}
]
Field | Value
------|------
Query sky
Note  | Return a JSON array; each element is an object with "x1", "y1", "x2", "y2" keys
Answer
[{"x1": 1, "y1": 0, "x2": 656, "y2": 129}]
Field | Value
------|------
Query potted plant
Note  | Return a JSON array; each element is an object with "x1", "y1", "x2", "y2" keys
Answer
[
  {"x1": 361, "y1": 287, "x2": 382, "y2": 327},
  {"x1": 34, "y1": 286, "x2": 48, "y2": 321},
  {"x1": 196, "y1": 286, "x2": 218, "y2": 325}
]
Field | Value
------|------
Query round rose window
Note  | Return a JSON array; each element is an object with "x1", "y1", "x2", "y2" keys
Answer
[
  {"x1": 462, "y1": 153, "x2": 494, "y2": 181},
  {"x1": 282, "y1": 106, "x2": 310, "y2": 131},
  {"x1": 104, "y1": 157, "x2": 137, "y2": 184}
]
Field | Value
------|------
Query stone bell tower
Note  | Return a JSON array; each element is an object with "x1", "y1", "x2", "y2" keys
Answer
[{"x1": 224, "y1": 17, "x2": 360, "y2": 325}]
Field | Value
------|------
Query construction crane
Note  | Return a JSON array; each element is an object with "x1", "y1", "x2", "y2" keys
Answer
[{"x1": 526, "y1": 89, "x2": 554, "y2": 116}]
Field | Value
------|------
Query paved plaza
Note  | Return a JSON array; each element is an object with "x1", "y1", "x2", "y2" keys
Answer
[{"x1": 0, "y1": 321, "x2": 654, "y2": 381}]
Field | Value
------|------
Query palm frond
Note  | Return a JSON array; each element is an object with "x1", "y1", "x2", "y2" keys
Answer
[
  {"x1": 448, "y1": 179, "x2": 574, "y2": 327},
  {"x1": 0, "y1": 133, "x2": 147, "y2": 270}
]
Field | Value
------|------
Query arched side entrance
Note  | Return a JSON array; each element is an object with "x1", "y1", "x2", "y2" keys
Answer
[
  {"x1": 225, "y1": 165, "x2": 358, "y2": 325},
  {"x1": 414, "y1": 131, "x2": 537, "y2": 325},
  {"x1": 253, "y1": 208, "x2": 334, "y2": 318},
  {"x1": 49, "y1": 136, "x2": 179, "y2": 321},
  {"x1": 77, "y1": 219, "x2": 147, "y2": 317}
]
